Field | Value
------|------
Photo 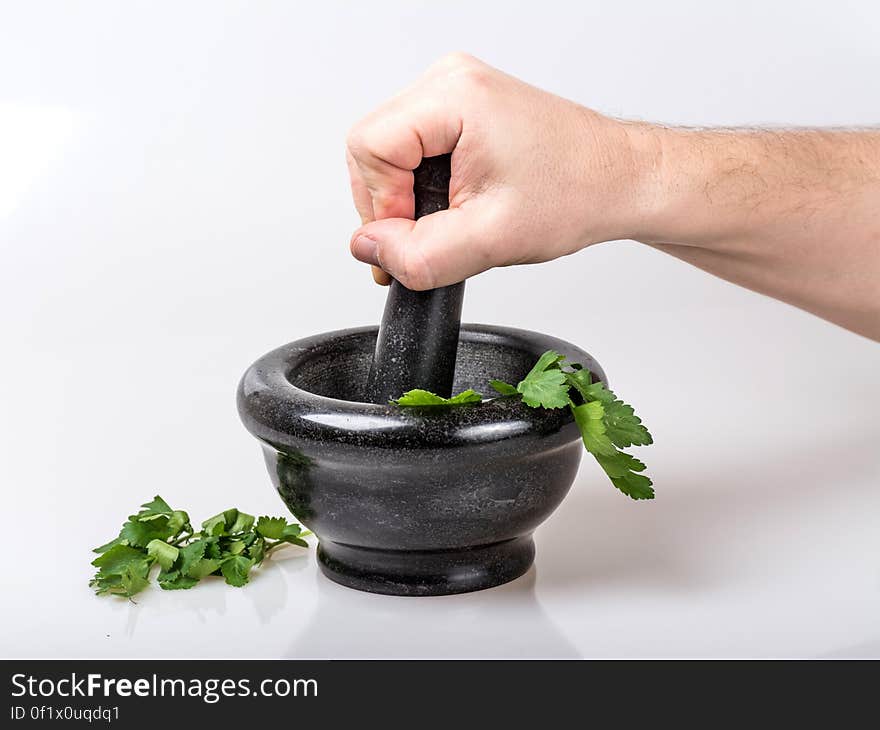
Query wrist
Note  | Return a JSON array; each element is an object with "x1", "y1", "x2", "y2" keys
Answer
[
  {"x1": 616, "y1": 119, "x2": 669, "y2": 243},
  {"x1": 579, "y1": 115, "x2": 673, "y2": 245},
  {"x1": 570, "y1": 111, "x2": 667, "y2": 247}
]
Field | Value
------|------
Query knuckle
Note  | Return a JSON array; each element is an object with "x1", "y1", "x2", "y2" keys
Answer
[
  {"x1": 439, "y1": 51, "x2": 477, "y2": 68},
  {"x1": 436, "y1": 51, "x2": 479, "y2": 71},
  {"x1": 430, "y1": 53, "x2": 491, "y2": 93},
  {"x1": 346, "y1": 116, "x2": 395, "y2": 169},
  {"x1": 345, "y1": 123, "x2": 373, "y2": 158}
]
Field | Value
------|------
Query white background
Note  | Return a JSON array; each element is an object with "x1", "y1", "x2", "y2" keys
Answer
[{"x1": 1, "y1": 0, "x2": 878, "y2": 658}]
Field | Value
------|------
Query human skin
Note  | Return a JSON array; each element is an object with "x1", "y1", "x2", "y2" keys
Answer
[{"x1": 346, "y1": 53, "x2": 880, "y2": 341}]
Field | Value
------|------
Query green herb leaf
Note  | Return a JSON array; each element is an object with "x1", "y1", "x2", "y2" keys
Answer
[
  {"x1": 157, "y1": 567, "x2": 199, "y2": 591},
  {"x1": 226, "y1": 540, "x2": 247, "y2": 555},
  {"x1": 517, "y1": 368, "x2": 569, "y2": 409},
  {"x1": 167, "y1": 510, "x2": 191, "y2": 534},
  {"x1": 523, "y1": 350, "x2": 566, "y2": 378},
  {"x1": 187, "y1": 558, "x2": 223, "y2": 580},
  {"x1": 178, "y1": 538, "x2": 207, "y2": 576},
  {"x1": 119, "y1": 562, "x2": 152, "y2": 597},
  {"x1": 220, "y1": 556, "x2": 254, "y2": 587},
  {"x1": 138, "y1": 495, "x2": 173, "y2": 517},
  {"x1": 563, "y1": 368, "x2": 594, "y2": 400},
  {"x1": 119, "y1": 516, "x2": 174, "y2": 548},
  {"x1": 256, "y1": 516, "x2": 287, "y2": 539},
  {"x1": 92, "y1": 536, "x2": 127, "y2": 554},
  {"x1": 445, "y1": 389, "x2": 483, "y2": 404},
  {"x1": 566, "y1": 375, "x2": 653, "y2": 448},
  {"x1": 281, "y1": 536, "x2": 309, "y2": 548},
  {"x1": 571, "y1": 401, "x2": 617, "y2": 457},
  {"x1": 91, "y1": 544, "x2": 151, "y2": 574},
  {"x1": 594, "y1": 450, "x2": 655, "y2": 500},
  {"x1": 146, "y1": 539, "x2": 179, "y2": 571},
  {"x1": 204, "y1": 536, "x2": 223, "y2": 560},
  {"x1": 201, "y1": 509, "x2": 236, "y2": 536},
  {"x1": 489, "y1": 379, "x2": 518, "y2": 396},
  {"x1": 392, "y1": 388, "x2": 483, "y2": 406},
  {"x1": 248, "y1": 538, "x2": 266, "y2": 565},
  {"x1": 91, "y1": 497, "x2": 308, "y2": 599},
  {"x1": 389, "y1": 350, "x2": 656, "y2": 502},
  {"x1": 90, "y1": 545, "x2": 154, "y2": 598},
  {"x1": 602, "y1": 397, "x2": 653, "y2": 448},
  {"x1": 228, "y1": 510, "x2": 255, "y2": 534},
  {"x1": 514, "y1": 350, "x2": 571, "y2": 408},
  {"x1": 571, "y1": 400, "x2": 655, "y2": 499}
]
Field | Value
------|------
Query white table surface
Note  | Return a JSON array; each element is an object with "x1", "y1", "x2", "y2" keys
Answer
[{"x1": 1, "y1": 1, "x2": 878, "y2": 659}]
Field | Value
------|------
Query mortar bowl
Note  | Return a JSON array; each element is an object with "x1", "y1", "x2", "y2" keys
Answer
[{"x1": 237, "y1": 324, "x2": 605, "y2": 596}]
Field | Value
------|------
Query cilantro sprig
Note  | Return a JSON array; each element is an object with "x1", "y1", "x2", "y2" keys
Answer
[
  {"x1": 90, "y1": 496, "x2": 309, "y2": 598},
  {"x1": 394, "y1": 351, "x2": 655, "y2": 500}
]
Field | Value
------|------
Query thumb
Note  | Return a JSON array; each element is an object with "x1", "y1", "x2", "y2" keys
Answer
[{"x1": 350, "y1": 207, "x2": 496, "y2": 290}]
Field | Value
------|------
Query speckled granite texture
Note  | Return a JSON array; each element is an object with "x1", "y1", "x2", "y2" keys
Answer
[
  {"x1": 237, "y1": 324, "x2": 606, "y2": 596},
  {"x1": 365, "y1": 154, "x2": 464, "y2": 403}
]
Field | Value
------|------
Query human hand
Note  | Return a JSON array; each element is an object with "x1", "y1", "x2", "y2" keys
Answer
[{"x1": 346, "y1": 53, "x2": 656, "y2": 289}]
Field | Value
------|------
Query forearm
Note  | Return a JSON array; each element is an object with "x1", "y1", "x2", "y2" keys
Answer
[
  {"x1": 626, "y1": 125, "x2": 880, "y2": 340},
  {"x1": 346, "y1": 53, "x2": 880, "y2": 339}
]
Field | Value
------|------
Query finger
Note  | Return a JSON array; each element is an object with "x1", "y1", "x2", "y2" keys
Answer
[
  {"x1": 346, "y1": 88, "x2": 464, "y2": 221},
  {"x1": 371, "y1": 265, "x2": 392, "y2": 285},
  {"x1": 349, "y1": 206, "x2": 497, "y2": 290},
  {"x1": 346, "y1": 148, "x2": 375, "y2": 224},
  {"x1": 348, "y1": 150, "x2": 391, "y2": 285}
]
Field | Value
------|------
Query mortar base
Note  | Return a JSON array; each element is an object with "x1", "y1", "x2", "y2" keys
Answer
[{"x1": 316, "y1": 536, "x2": 535, "y2": 596}]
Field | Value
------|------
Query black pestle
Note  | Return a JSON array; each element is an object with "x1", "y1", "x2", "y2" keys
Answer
[{"x1": 364, "y1": 154, "x2": 465, "y2": 404}]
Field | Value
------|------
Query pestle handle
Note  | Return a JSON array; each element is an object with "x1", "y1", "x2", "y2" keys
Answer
[{"x1": 365, "y1": 154, "x2": 465, "y2": 404}]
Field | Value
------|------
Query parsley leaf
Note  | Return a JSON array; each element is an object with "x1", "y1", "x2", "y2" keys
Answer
[
  {"x1": 517, "y1": 367, "x2": 569, "y2": 408},
  {"x1": 524, "y1": 350, "x2": 566, "y2": 376},
  {"x1": 90, "y1": 545, "x2": 154, "y2": 598},
  {"x1": 157, "y1": 569, "x2": 198, "y2": 591},
  {"x1": 201, "y1": 508, "x2": 254, "y2": 536},
  {"x1": 90, "y1": 496, "x2": 309, "y2": 599},
  {"x1": 119, "y1": 516, "x2": 175, "y2": 548},
  {"x1": 255, "y1": 516, "x2": 287, "y2": 539},
  {"x1": 178, "y1": 538, "x2": 207, "y2": 576},
  {"x1": 571, "y1": 401, "x2": 617, "y2": 457},
  {"x1": 91, "y1": 544, "x2": 149, "y2": 575},
  {"x1": 602, "y1": 397, "x2": 653, "y2": 448},
  {"x1": 221, "y1": 556, "x2": 254, "y2": 587},
  {"x1": 187, "y1": 557, "x2": 223, "y2": 580},
  {"x1": 568, "y1": 372, "x2": 652, "y2": 447},
  {"x1": 392, "y1": 349, "x2": 657, "y2": 501},
  {"x1": 571, "y1": 399, "x2": 654, "y2": 498},
  {"x1": 119, "y1": 562, "x2": 152, "y2": 597},
  {"x1": 489, "y1": 379, "x2": 518, "y2": 396},
  {"x1": 146, "y1": 539, "x2": 179, "y2": 571},
  {"x1": 138, "y1": 495, "x2": 173, "y2": 517},
  {"x1": 392, "y1": 388, "x2": 483, "y2": 406},
  {"x1": 93, "y1": 536, "x2": 127, "y2": 554},
  {"x1": 594, "y1": 450, "x2": 654, "y2": 500},
  {"x1": 515, "y1": 350, "x2": 570, "y2": 408}
]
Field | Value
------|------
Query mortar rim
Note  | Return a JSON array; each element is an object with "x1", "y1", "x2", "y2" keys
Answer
[{"x1": 237, "y1": 323, "x2": 605, "y2": 451}]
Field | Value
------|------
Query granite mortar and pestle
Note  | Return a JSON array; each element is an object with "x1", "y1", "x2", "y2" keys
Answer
[{"x1": 237, "y1": 155, "x2": 607, "y2": 596}]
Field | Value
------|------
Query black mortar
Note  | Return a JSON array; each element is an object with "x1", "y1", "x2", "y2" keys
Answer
[
  {"x1": 237, "y1": 325, "x2": 605, "y2": 596},
  {"x1": 238, "y1": 154, "x2": 603, "y2": 596}
]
